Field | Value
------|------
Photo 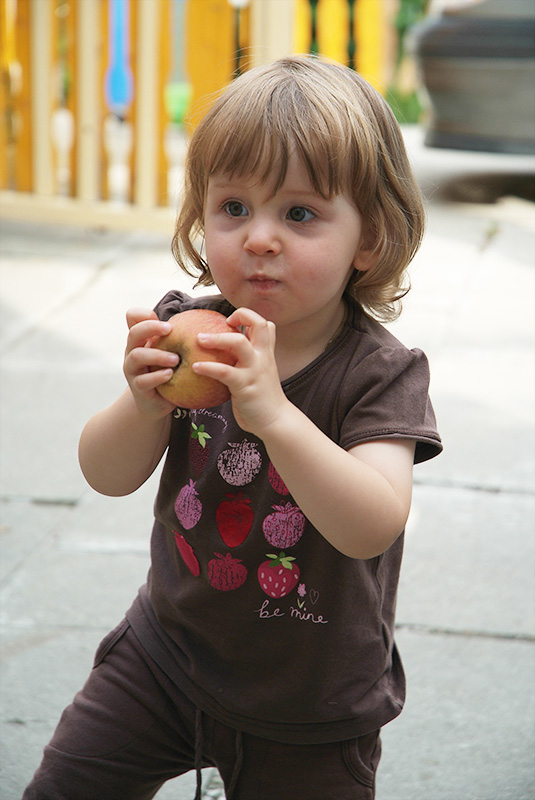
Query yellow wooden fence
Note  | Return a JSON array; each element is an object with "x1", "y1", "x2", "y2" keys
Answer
[{"x1": 0, "y1": 0, "x2": 396, "y2": 229}]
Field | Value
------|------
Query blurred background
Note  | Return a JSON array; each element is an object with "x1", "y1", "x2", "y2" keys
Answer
[
  {"x1": 0, "y1": 0, "x2": 429, "y2": 223},
  {"x1": 2, "y1": 0, "x2": 532, "y2": 226},
  {"x1": 1, "y1": 1, "x2": 534, "y2": 798}
]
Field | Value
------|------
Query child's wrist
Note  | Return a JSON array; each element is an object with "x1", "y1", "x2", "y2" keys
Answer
[{"x1": 255, "y1": 398, "x2": 298, "y2": 446}]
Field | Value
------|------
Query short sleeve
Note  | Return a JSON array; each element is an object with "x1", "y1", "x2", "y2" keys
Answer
[
  {"x1": 153, "y1": 290, "x2": 234, "y2": 322},
  {"x1": 339, "y1": 346, "x2": 442, "y2": 464},
  {"x1": 153, "y1": 290, "x2": 190, "y2": 321}
]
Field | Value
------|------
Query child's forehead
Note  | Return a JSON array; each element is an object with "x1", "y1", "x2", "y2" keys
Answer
[
  {"x1": 208, "y1": 152, "x2": 322, "y2": 194},
  {"x1": 205, "y1": 147, "x2": 336, "y2": 202}
]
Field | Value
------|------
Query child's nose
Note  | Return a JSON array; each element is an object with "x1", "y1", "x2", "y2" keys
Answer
[{"x1": 244, "y1": 218, "x2": 281, "y2": 256}]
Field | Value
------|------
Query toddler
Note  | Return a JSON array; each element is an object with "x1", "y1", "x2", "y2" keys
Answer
[{"x1": 24, "y1": 55, "x2": 442, "y2": 800}]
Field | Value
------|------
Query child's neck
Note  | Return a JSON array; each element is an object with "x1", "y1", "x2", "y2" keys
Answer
[{"x1": 275, "y1": 300, "x2": 348, "y2": 382}]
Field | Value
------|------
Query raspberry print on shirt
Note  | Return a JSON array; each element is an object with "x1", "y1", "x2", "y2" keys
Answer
[{"x1": 189, "y1": 422, "x2": 211, "y2": 475}]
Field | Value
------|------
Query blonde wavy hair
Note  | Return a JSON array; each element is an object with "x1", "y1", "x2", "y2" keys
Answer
[{"x1": 172, "y1": 55, "x2": 425, "y2": 322}]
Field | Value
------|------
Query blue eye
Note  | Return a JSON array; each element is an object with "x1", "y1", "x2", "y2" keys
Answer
[
  {"x1": 224, "y1": 201, "x2": 247, "y2": 217},
  {"x1": 288, "y1": 206, "x2": 314, "y2": 222}
]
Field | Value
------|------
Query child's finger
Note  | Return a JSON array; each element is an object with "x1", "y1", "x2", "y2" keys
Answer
[
  {"x1": 226, "y1": 306, "x2": 265, "y2": 330},
  {"x1": 196, "y1": 330, "x2": 247, "y2": 361},
  {"x1": 226, "y1": 307, "x2": 276, "y2": 349},
  {"x1": 126, "y1": 319, "x2": 171, "y2": 352},
  {"x1": 127, "y1": 346, "x2": 179, "y2": 372},
  {"x1": 124, "y1": 352, "x2": 178, "y2": 393},
  {"x1": 126, "y1": 307, "x2": 158, "y2": 329},
  {"x1": 132, "y1": 368, "x2": 176, "y2": 394}
]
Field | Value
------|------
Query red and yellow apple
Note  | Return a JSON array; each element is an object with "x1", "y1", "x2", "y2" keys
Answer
[{"x1": 151, "y1": 309, "x2": 235, "y2": 409}]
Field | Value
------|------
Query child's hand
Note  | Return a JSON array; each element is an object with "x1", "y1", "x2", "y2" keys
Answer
[
  {"x1": 123, "y1": 308, "x2": 179, "y2": 419},
  {"x1": 193, "y1": 307, "x2": 289, "y2": 437}
]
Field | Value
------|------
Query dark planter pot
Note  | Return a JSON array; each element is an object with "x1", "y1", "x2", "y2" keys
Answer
[{"x1": 412, "y1": 1, "x2": 535, "y2": 154}]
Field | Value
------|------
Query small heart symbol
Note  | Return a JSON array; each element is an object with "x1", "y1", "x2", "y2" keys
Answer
[{"x1": 310, "y1": 589, "x2": 319, "y2": 605}]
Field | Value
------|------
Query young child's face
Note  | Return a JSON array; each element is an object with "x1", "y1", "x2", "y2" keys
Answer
[{"x1": 203, "y1": 153, "x2": 365, "y2": 332}]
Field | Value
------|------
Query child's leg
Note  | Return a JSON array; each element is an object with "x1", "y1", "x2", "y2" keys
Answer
[
  {"x1": 211, "y1": 722, "x2": 382, "y2": 800},
  {"x1": 22, "y1": 619, "x2": 201, "y2": 800}
]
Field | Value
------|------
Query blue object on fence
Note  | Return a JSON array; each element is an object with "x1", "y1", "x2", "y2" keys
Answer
[{"x1": 105, "y1": 0, "x2": 133, "y2": 119}]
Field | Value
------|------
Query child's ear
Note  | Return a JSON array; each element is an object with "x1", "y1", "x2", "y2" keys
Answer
[
  {"x1": 352, "y1": 222, "x2": 378, "y2": 272},
  {"x1": 352, "y1": 243, "x2": 377, "y2": 273}
]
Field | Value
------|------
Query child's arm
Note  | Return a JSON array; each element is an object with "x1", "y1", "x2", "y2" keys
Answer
[
  {"x1": 254, "y1": 408, "x2": 414, "y2": 559},
  {"x1": 193, "y1": 307, "x2": 414, "y2": 559},
  {"x1": 78, "y1": 309, "x2": 178, "y2": 496}
]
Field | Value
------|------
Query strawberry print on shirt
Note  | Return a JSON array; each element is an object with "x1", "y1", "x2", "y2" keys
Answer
[
  {"x1": 216, "y1": 491, "x2": 254, "y2": 548},
  {"x1": 175, "y1": 480, "x2": 202, "y2": 529},
  {"x1": 208, "y1": 553, "x2": 248, "y2": 591},
  {"x1": 258, "y1": 552, "x2": 300, "y2": 599}
]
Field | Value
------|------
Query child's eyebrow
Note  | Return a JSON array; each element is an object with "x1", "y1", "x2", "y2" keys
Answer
[{"x1": 208, "y1": 179, "x2": 324, "y2": 200}]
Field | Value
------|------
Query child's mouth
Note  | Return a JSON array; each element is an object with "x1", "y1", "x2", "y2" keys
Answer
[{"x1": 248, "y1": 275, "x2": 280, "y2": 291}]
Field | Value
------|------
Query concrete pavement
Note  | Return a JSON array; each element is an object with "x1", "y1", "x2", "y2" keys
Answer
[{"x1": 1, "y1": 128, "x2": 534, "y2": 798}]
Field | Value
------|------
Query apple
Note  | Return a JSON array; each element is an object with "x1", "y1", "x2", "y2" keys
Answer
[{"x1": 152, "y1": 309, "x2": 235, "y2": 409}]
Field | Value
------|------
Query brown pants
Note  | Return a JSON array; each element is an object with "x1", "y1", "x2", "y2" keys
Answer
[{"x1": 23, "y1": 619, "x2": 381, "y2": 800}]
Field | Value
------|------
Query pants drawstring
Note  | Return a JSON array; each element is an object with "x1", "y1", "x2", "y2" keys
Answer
[
  {"x1": 193, "y1": 708, "x2": 243, "y2": 799},
  {"x1": 194, "y1": 708, "x2": 203, "y2": 800},
  {"x1": 225, "y1": 728, "x2": 244, "y2": 799}
]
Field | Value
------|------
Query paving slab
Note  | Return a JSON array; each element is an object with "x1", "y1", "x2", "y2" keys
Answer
[
  {"x1": 0, "y1": 367, "x2": 122, "y2": 500},
  {"x1": 400, "y1": 483, "x2": 535, "y2": 638},
  {"x1": 0, "y1": 221, "x2": 134, "y2": 353},
  {"x1": 0, "y1": 225, "x2": 210, "y2": 503},
  {"x1": 0, "y1": 498, "x2": 72, "y2": 584},
  {"x1": 377, "y1": 629, "x2": 535, "y2": 800},
  {"x1": 389, "y1": 200, "x2": 535, "y2": 494}
]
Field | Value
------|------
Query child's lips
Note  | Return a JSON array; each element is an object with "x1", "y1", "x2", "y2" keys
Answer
[{"x1": 248, "y1": 274, "x2": 280, "y2": 291}]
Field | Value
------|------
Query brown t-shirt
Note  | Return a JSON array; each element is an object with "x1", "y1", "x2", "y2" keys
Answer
[{"x1": 127, "y1": 291, "x2": 442, "y2": 744}]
